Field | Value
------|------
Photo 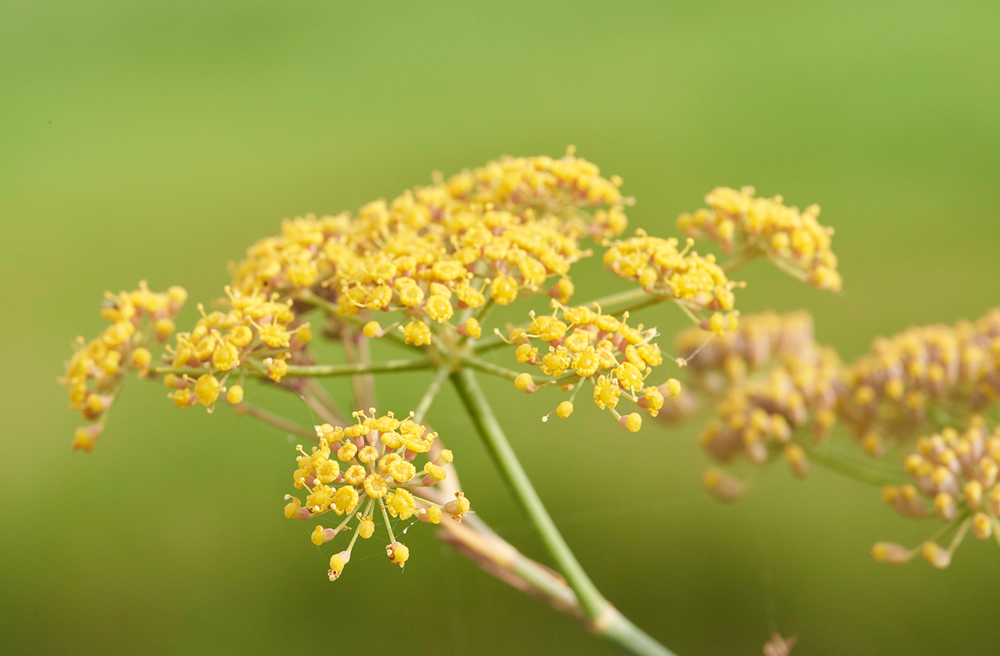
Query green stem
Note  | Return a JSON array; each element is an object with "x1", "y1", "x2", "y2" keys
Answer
[
  {"x1": 947, "y1": 516, "x2": 972, "y2": 554},
  {"x1": 720, "y1": 252, "x2": 758, "y2": 274},
  {"x1": 302, "y1": 379, "x2": 346, "y2": 425},
  {"x1": 803, "y1": 445, "x2": 902, "y2": 487},
  {"x1": 413, "y1": 367, "x2": 451, "y2": 424},
  {"x1": 343, "y1": 327, "x2": 377, "y2": 410},
  {"x1": 234, "y1": 403, "x2": 316, "y2": 440},
  {"x1": 156, "y1": 358, "x2": 433, "y2": 379},
  {"x1": 450, "y1": 367, "x2": 675, "y2": 656},
  {"x1": 380, "y1": 499, "x2": 397, "y2": 544},
  {"x1": 459, "y1": 355, "x2": 562, "y2": 386}
]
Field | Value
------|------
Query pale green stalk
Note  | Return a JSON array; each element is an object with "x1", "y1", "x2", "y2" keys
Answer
[
  {"x1": 413, "y1": 367, "x2": 451, "y2": 424},
  {"x1": 157, "y1": 357, "x2": 433, "y2": 379},
  {"x1": 450, "y1": 367, "x2": 675, "y2": 656},
  {"x1": 803, "y1": 445, "x2": 902, "y2": 487},
  {"x1": 234, "y1": 403, "x2": 316, "y2": 440}
]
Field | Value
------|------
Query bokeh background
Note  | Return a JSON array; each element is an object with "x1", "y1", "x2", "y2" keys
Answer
[{"x1": 3, "y1": 1, "x2": 1000, "y2": 654}]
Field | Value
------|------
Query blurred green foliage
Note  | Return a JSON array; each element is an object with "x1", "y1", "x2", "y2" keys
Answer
[{"x1": 2, "y1": 1, "x2": 1000, "y2": 654}]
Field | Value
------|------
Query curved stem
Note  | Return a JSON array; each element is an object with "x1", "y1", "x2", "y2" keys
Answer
[{"x1": 450, "y1": 367, "x2": 675, "y2": 656}]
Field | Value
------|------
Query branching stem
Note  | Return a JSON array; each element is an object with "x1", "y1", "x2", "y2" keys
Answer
[{"x1": 450, "y1": 367, "x2": 675, "y2": 656}]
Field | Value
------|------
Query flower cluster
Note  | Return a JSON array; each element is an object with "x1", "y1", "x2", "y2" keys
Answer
[
  {"x1": 677, "y1": 186, "x2": 841, "y2": 292},
  {"x1": 283, "y1": 410, "x2": 471, "y2": 580},
  {"x1": 59, "y1": 282, "x2": 186, "y2": 451},
  {"x1": 507, "y1": 302, "x2": 681, "y2": 432},
  {"x1": 697, "y1": 338, "x2": 842, "y2": 488},
  {"x1": 840, "y1": 310, "x2": 1000, "y2": 448},
  {"x1": 446, "y1": 149, "x2": 630, "y2": 238},
  {"x1": 230, "y1": 150, "x2": 631, "y2": 343},
  {"x1": 874, "y1": 417, "x2": 1000, "y2": 569},
  {"x1": 602, "y1": 231, "x2": 741, "y2": 334},
  {"x1": 164, "y1": 287, "x2": 312, "y2": 410},
  {"x1": 687, "y1": 309, "x2": 1000, "y2": 507},
  {"x1": 676, "y1": 310, "x2": 817, "y2": 388}
]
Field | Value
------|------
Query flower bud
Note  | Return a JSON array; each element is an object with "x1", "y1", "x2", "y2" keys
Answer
[
  {"x1": 444, "y1": 492, "x2": 471, "y2": 520},
  {"x1": 458, "y1": 318, "x2": 482, "y2": 339},
  {"x1": 921, "y1": 541, "x2": 951, "y2": 569},
  {"x1": 703, "y1": 468, "x2": 744, "y2": 502},
  {"x1": 934, "y1": 492, "x2": 957, "y2": 521},
  {"x1": 861, "y1": 431, "x2": 885, "y2": 457},
  {"x1": 979, "y1": 457, "x2": 998, "y2": 487},
  {"x1": 964, "y1": 480, "x2": 983, "y2": 510},
  {"x1": 131, "y1": 347, "x2": 152, "y2": 373},
  {"x1": 226, "y1": 385, "x2": 244, "y2": 405},
  {"x1": 784, "y1": 443, "x2": 809, "y2": 479},
  {"x1": 358, "y1": 515, "x2": 375, "y2": 539},
  {"x1": 386, "y1": 542, "x2": 409, "y2": 568},
  {"x1": 514, "y1": 373, "x2": 536, "y2": 393},
  {"x1": 871, "y1": 542, "x2": 912, "y2": 564},
  {"x1": 328, "y1": 550, "x2": 350, "y2": 581},
  {"x1": 283, "y1": 495, "x2": 310, "y2": 520},
  {"x1": 972, "y1": 512, "x2": 993, "y2": 540},
  {"x1": 71, "y1": 424, "x2": 104, "y2": 452},
  {"x1": 893, "y1": 484, "x2": 928, "y2": 519},
  {"x1": 662, "y1": 378, "x2": 682, "y2": 397},
  {"x1": 620, "y1": 413, "x2": 642, "y2": 432},
  {"x1": 418, "y1": 505, "x2": 443, "y2": 524},
  {"x1": 311, "y1": 525, "x2": 340, "y2": 546}
]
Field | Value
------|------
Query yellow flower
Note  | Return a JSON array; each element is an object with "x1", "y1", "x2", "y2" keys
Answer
[
  {"x1": 677, "y1": 186, "x2": 841, "y2": 292},
  {"x1": 870, "y1": 417, "x2": 1000, "y2": 568},
  {"x1": 229, "y1": 151, "x2": 627, "y2": 336},
  {"x1": 59, "y1": 282, "x2": 187, "y2": 450},
  {"x1": 603, "y1": 231, "x2": 742, "y2": 330},
  {"x1": 193, "y1": 374, "x2": 220, "y2": 407},
  {"x1": 509, "y1": 303, "x2": 676, "y2": 430},
  {"x1": 283, "y1": 410, "x2": 469, "y2": 581},
  {"x1": 400, "y1": 321, "x2": 432, "y2": 346},
  {"x1": 226, "y1": 385, "x2": 244, "y2": 405}
]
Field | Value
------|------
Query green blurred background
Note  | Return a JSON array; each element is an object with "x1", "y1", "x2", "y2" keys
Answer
[{"x1": 3, "y1": 1, "x2": 1000, "y2": 654}]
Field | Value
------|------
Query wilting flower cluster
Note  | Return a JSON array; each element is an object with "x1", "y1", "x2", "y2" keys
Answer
[
  {"x1": 230, "y1": 150, "x2": 631, "y2": 344},
  {"x1": 676, "y1": 310, "x2": 817, "y2": 387},
  {"x1": 696, "y1": 333, "x2": 842, "y2": 495},
  {"x1": 840, "y1": 309, "x2": 1000, "y2": 449},
  {"x1": 163, "y1": 287, "x2": 313, "y2": 410},
  {"x1": 685, "y1": 307, "x2": 1000, "y2": 480},
  {"x1": 677, "y1": 186, "x2": 841, "y2": 293},
  {"x1": 283, "y1": 410, "x2": 471, "y2": 580},
  {"x1": 602, "y1": 231, "x2": 741, "y2": 334},
  {"x1": 59, "y1": 282, "x2": 187, "y2": 451},
  {"x1": 874, "y1": 417, "x2": 1000, "y2": 569},
  {"x1": 507, "y1": 302, "x2": 682, "y2": 432}
]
